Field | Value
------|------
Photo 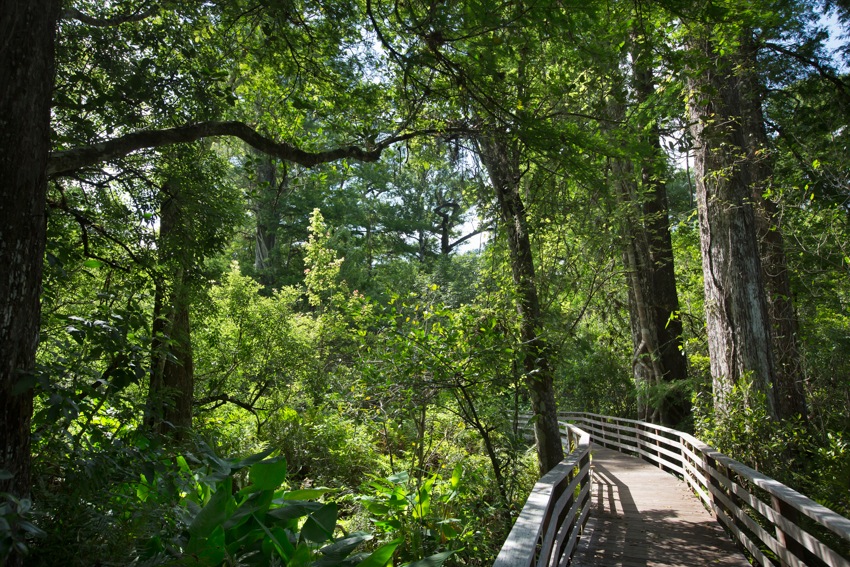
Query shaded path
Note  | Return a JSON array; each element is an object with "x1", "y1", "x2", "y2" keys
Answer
[{"x1": 571, "y1": 447, "x2": 750, "y2": 567}]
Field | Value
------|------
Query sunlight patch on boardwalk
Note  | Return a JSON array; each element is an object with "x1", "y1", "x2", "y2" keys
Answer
[{"x1": 571, "y1": 447, "x2": 750, "y2": 567}]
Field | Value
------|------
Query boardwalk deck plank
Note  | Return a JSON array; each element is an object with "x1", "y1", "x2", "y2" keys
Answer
[{"x1": 571, "y1": 447, "x2": 750, "y2": 567}]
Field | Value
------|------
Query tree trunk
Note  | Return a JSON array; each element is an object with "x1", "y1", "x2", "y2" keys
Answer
[
  {"x1": 686, "y1": 30, "x2": 779, "y2": 418},
  {"x1": 738, "y1": 34, "x2": 808, "y2": 423},
  {"x1": 0, "y1": 0, "x2": 61, "y2": 513},
  {"x1": 607, "y1": 30, "x2": 690, "y2": 427},
  {"x1": 146, "y1": 186, "x2": 195, "y2": 436},
  {"x1": 477, "y1": 133, "x2": 564, "y2": 474},
  {"x1": 253, "y1": 154, "x2": 278, "y2": 274},
  {"x1": 632, "y1": 31, "x2": 690, "y2": 427}
]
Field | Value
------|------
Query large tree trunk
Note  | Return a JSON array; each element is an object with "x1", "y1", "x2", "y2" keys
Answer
[
  {"x1": 477, "y1": 134, "x2": 564, "y2": 474},
  {"x1": 608, "y1": 30, "x2": 690, "y2": 427},
  {"x1": 632, "y1": 32, "x2": 690, "y2": 427},
  {"x1": 0, "y1": 0, "x2": 61, "y2": 513},
  {"x1": 686, "y1": 30, "x2": 779, "y2": 418},
  {"x1": 738, "y1": 34, "x2": 808, "y2": 423},
  {"x1": 146, "y1": 186, "x2": 195, "y2": 436}
]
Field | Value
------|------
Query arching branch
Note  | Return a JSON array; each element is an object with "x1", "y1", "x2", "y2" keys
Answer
[
  {"x1": 762, "y1": 41, "x2": 850, "y2": 107},
  {"x1": 61, "y1": 6, "x2": 158, "y2": 27},
  {"x1": 47, "y1": 121, "x2": 472, "y2": 178}
]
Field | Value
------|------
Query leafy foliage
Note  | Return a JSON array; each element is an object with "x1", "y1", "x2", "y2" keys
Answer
[{"x1": 11, "y1": 0, "x2": 850, "y2": 565}]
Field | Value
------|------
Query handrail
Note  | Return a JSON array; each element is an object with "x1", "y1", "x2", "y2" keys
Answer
[
  {"x1": 493, "y1": 419, "x2": 591, "y2": 567},
  {"x1": 562, "y1": 411, "x2": 850, "y2": 567}
]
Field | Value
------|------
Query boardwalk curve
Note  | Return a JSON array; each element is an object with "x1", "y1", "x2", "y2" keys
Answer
[
  {"x1": 571, "y1": 447, "x2": 749, "y2": 566},
  {"x1": 495, "y1": 413, "x2": 850, "y2": 567}
]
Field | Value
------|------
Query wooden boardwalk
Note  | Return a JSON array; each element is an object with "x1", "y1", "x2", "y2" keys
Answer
[{"x1": 571, "y1": 447, "x2": 750, "y2": 567}]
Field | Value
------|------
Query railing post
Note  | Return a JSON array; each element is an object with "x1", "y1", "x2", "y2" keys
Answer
[
  {"x1": 703, "y1": 451, "x2": 721, "y2": 519},
  {"x1": 770, "y1": 495, "x2": 807, "y2": 567}
]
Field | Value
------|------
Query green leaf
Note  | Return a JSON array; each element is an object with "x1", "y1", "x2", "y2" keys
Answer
[
  {"x1": 319, "y1": 532, "x2": 373, "y2": 561},
  {"x1": 412, "y1": 475, "x2": 435, "y2": 519},
  {"x1": 402, "y1": 550, "x2": 460, "y2": 567},
  {"x1": 189, "y1": 524, "x2": 226, "y2": 565},
  {"x1": 255, "y1": 514, "x2": 291, "y2": 560},
  {"x1": 225, "y1": 489, "x2": 274, "y2": 531},
  {"x1": 176, "y1": 455, "x2": 191, "y2": 474},
  {"x1": 232, "y1": 446, "x2": 276, "y2": 471},
  {"x1": 189, "y1": 478, "x2": 234, "y2": 538},
  {"x1": 249, "y1": 456, "x2": 287, "y2": 490},
  {"x1": 266, "y1": 500, "x2": 323, "y2": 524},
  {"x1": 261, "y1": 525, "x2": 294, "y2": 561},
  {"x1": 449, "y1": 463, "x2": 462, "y2": 490},
  {"x1": 284, "y1": 487, "x2": 337, "y2": 500},
  {"x1": 82, "y1": 259, "x2": 104, "y2": 268},
  {"x1": 354, "y1": 539, "x2": 401, "y2": 567},
  {"x1": 300, "y1": 502, "x2": 338, "y2": 543},
  {"x1": 136, "y1": 474, "x2": 149, "y2": 502},
  {"x1": 387, "y1": 471, "x2": 409, "y2": 484}
]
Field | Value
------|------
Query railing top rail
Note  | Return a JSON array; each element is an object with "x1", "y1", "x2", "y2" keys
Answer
[
  {"x1": 561, "y1": 411, "x2": 682, "y2": 436},
  {"x1": 686, "y1": 434, "x2": 850, "y2": 542},
  {"x1": 493, "y1": 423, "x2": 591, "y2": 567},
  {"x1": 562, "y1": 411, "x2": 850, "y2": 544}
]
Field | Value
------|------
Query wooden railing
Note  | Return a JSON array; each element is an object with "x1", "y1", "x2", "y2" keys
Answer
[
  {"x1": 493, "y1": 420, "x2": 591, "y2": 567},
  {"x1": 562, "y1": 411, "x2": 850, "y2": 567}
]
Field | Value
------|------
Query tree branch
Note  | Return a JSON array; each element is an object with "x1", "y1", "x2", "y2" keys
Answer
[
  {"x1": 448, "y1": 223, "x2": 492, "y2": 251},
  {"x1": 48, "y1": 121, "x2": 382, "y2": 177},
  {"x1": 195, "y1": 394, "x2": 260, "y2": 415},
  {"x1": 61, "y1": 6, "x2": 158, "y2": 27},
  {"x1": 47, "y1": 121, "x2": 475, "y2": 178},
  {"x1": 762, "y1": 41, "x2": 850, "y2": 107}
]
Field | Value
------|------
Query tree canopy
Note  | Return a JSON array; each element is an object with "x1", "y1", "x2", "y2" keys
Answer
[{"x1": 1, "y1": 0, "x2": 849, "y2": 564}]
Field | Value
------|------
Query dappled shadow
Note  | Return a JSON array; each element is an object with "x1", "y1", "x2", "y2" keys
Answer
[{"x1": 571, "y1": 449, "x2": 749, "y2": 567}]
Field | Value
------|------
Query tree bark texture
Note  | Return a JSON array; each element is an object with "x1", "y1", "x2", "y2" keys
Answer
[
  {"x1": 477, "y1": 134, "x2": 564, "y2": 474},
  {"x1": 0, "y1": 0, "x2": 61, "y2": 506},
  {"x1": 146, "y1": 186, "x2": 195, "y2": 436},
  {"x1": 738, "y1": 34, "x2": 808, "y2": 423},
  {"x1": 687, "y1": 31, "x2": 779, "y2": 418}
]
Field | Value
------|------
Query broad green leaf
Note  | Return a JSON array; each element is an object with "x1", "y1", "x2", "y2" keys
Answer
[
  {"x1": 288, "y1": 543, "x2": 314, "y2": 567},
  {"x1": 363, "y1": 501, "x2": 390, "y2": 516},
  {"x1": 300, "y1": 502, "x2": 338, "y2": 543},
  {"x1": 189, "y1": 524, "x2": 226, "y2": 565},
  {"x1": 403, "y1": 550, "x2": 460, "y2": 567},
  {"x1": 232, "y1": 446, "x2": 276, "y2": 471},
  {"x1": 284, "y1": 487, "x2": 337, "y2": 500},
  {"x1": 319, "y1": 531, "x2": 373, "y2": 561},
  {"x1": 412, "y1": 476, "x2": 435, "y2": 519},
  {"x1": 450, "y1": 463, "x2": 462, "y2": 490},
  {"x1": 354, "y1": 539, "x2": 401, "y2": 567},
  {"x1": 189, "y1": 478, "x2": 234, "y2": 538},
  {"x1": 255, "y1": 514, "x2": 291, "y2": 560},
  {"x1": 136, "y1": 474, "x2": 149, "y2": 502},
  {"x1": 249, "y1": 457, "x2": 287, "y2": 490},
  {"x1": 225, "y1": 489, "x2": 273, "y2": 531},
  {"x1": 387, "y1": 471, "x2": 409, "y2": 484},
  {"x1": 266, "y1": 500, "x2": 323, "y2": 524}
]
